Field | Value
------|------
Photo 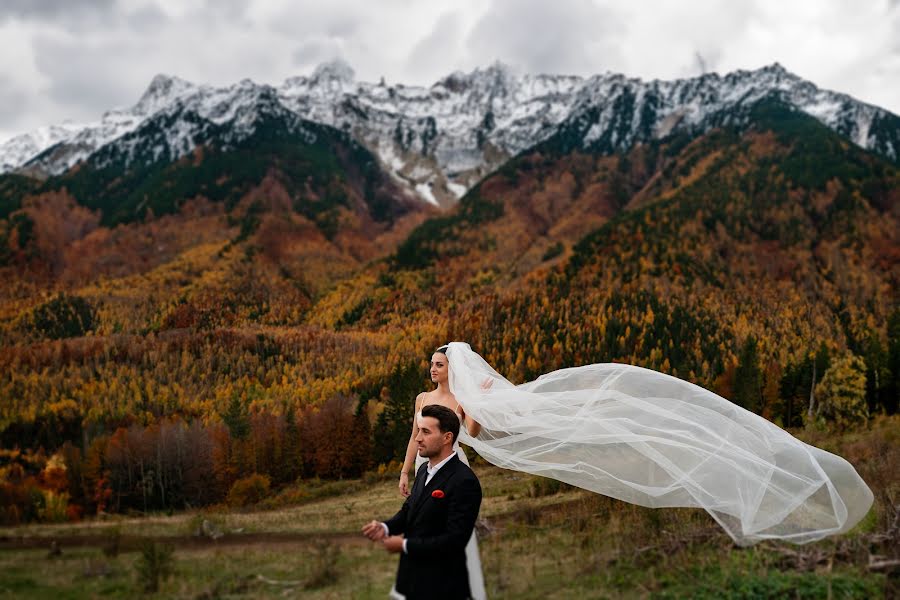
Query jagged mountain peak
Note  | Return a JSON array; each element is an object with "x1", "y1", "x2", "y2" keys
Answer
[
  {"x1": 135, "y1": 73, "x2": 197, "y2": 115},
  {"x1": 436, "y1": 61, "x2": 576, "y2": 96},
  {"x1": 758, "y1": 61, "x2": 790, "y2": 76},
  {"x1": 433, "y1": 60, "x2": 520, "y2": 98},
  {"x1": 464, "y1": 60, "x2": 517, "y2": 82},
  {"x1": 311, "y1": 58, "x2": 356, "y2": 85},
  {"x1": 280, "y1": 59, "x2": 359, "y2": 99}
]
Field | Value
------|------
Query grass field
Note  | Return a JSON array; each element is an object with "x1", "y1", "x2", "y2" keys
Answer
[{"x1": 1, "y1": 418, "x2": 897, "y2": 598}]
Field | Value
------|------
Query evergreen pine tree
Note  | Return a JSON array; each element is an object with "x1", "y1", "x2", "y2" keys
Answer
[
  {"x1": 279, "y1": 404, "x2": 303, "y2": 484},
  {"x1": 887, "y1": 308, "x2": 900, "y2": 415},
  {"x1": 373, "y1": 361, "x2": 427, "y2": 464},
  {"x1": 863, "y1": 331, "x2": 889, "y2": 416},
  {"x1": 222, "y1": 393, "x2": 250, "y2": 440},
  {"x1": 733, "y1": 336, "x2": 762, "y2": 413}
]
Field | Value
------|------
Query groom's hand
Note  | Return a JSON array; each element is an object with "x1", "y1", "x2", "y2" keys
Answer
[
  {"x1": 362, "y1": 520, "x2": 386, "y2": 541},
  {"x1": 383, "y1": 535, "x2": 404, "y2": 553}
]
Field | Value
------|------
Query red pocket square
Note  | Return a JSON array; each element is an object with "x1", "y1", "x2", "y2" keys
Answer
[{"x1": 431, "y1": 489, "x2": 445, "y2": 498}]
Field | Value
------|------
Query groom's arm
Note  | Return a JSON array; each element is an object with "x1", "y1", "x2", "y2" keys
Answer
[
  {"x1": 405, "y1": 474, "x2": 481, "y2": 558},
  {"x1": 383, "y1": 494, "x2": 412, "y2": 536}
]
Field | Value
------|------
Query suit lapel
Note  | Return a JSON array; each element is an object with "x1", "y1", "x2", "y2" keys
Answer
[
  {"x1": 408, "y1": 454, "x2": 460, "y2": 522},
  {"x1": 422, "y1": 455, "x2": 458, "y2": 495}
]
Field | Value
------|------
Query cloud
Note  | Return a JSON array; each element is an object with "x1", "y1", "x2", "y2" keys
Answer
[
  {"x1": 0, "y1": 74, "x2": 30, "y2": 124},
  {"x1": 1, "y1": 0, "x2": 900, "y2": 143},
  {"x1": 32, "y1": 34, "x2": 148, "y2": 117},
  {"x1": 292, "y1": 37, "x2": 347, "y2": 70},
  {"x1": 613, "y1": 1, "x2": 761, "y2": 80},
  {"x1": 203, "y1": 0, "x2": 247, "y2": 19},
  {"x1": 124, "y1": 3, "x2": 169, "y2": 33},
  {"x1": 0, "y1": 0, "x2": 117, "y2": 25},
  {"x1": 405, "y1": 11, "x2": 465, "y2": 82},
  {"x1": 465, "y1": 0, "x2": 624, "y2": 76},
  {"x1": 263, "y1": 2, "x2": 364, "y2": 39}
]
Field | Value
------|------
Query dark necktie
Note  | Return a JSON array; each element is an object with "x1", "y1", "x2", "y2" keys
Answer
[{"x1": 407, "y1": 464, "x2": 430, "y2": 515}]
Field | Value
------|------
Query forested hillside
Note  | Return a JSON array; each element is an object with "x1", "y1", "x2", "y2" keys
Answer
[{"x1": 0, "y1": 97, "x2": 897, "y2": 522}]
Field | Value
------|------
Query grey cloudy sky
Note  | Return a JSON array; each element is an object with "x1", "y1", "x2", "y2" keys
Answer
[{"x1": 1, "y1": 0, "x2": 899, "y2": 141}]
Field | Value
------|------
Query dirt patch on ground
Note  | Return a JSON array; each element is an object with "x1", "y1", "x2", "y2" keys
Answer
[{"x1": 0, "y1": 531, "x2": 367, "y2": 554}]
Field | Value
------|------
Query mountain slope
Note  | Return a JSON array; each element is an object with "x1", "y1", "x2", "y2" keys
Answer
[
  {"x1": 0, "y1": 97, "x2": 429, "y2": 334},
  {"x1": 455, "y1": 101, "x2": 899, "y2": 409},
  {"x1": 0, "y1": 93, "x2": 897, "y2": 463},
  {"x1": 310, "y1": 98, "x2": 898, "y2": 411},
  {"x1": 45, "y1": 89, "x2": 416, "y2": 229}
]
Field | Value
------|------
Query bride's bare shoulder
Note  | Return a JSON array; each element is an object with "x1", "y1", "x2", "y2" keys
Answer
[{"x1": 420, "y1": 393, "x2": 458, "y2": 412}]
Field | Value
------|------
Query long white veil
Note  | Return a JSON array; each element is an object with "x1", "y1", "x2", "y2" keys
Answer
[{"x1": 446, "y1": 342, "x2": 873, "y2": 546}]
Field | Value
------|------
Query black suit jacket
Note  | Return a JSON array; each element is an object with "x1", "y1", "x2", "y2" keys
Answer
[{"x1": 384, "y1": 454, "x2": 482, "y2": 600}]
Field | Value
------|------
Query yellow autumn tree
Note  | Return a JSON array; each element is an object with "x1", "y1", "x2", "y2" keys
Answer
[{"x1": 814, "y1": 353, "x2": 868, "y2": 431}]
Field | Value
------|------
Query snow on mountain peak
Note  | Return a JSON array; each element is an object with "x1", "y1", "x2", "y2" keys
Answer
[
  {"x1": 2, "y1": 62, "x2": 898, "y2": 206},
  {"x1": 311, "y1": 59, "x2": 356, "y2": 85},
  {"x1": 135, "y1": 74, "x2": 197, "y2": 115},
  {"x1": 760, "y1": 62, "x2": 790, "y2": 76},
  {"x1": 433, "y1": 61, "x2": 519, "y2": 96}
]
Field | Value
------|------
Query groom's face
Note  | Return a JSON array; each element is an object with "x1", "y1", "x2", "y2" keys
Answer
[{"x1": 415, "y1": 416, "x2": 450, "y2": 458}]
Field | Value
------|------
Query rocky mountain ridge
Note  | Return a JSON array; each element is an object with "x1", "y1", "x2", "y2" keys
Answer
[{"x1": 2, "y1": 60, "x2": 898, "y2": 206}]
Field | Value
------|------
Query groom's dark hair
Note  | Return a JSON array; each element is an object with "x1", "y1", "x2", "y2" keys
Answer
[{"x1": 421, "y1": 404, "x2": 460, "y2": 443}]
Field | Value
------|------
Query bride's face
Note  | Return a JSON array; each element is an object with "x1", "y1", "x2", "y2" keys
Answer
[{"x1": 430, "y1": 353, "x2": 449, "y2": 384}]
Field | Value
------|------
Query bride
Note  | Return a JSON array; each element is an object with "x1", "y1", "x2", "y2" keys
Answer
[
  {"x1": 438, "y1": 342, "x2": 872, "y2": 547},
  {"x1": 399, "y1": 345, "x2": 487, "y2": 600}
]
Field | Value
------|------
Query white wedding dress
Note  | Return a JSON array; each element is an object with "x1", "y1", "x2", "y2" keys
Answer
[
  {"x1": 446, "y1": 342, "x2": 873, "y2": 546},
  {"x1": 415, "y1": 409, "x2": 487, "y2": 600}
]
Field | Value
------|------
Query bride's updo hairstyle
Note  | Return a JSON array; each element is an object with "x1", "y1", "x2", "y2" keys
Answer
[{"x1": 435, "y1": 345, "x2": 449, "y2": 356}]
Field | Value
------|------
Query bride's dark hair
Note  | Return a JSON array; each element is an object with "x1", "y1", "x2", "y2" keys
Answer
[{"x1": 435, "y1": 344, "x2": 449, "y2": 355}]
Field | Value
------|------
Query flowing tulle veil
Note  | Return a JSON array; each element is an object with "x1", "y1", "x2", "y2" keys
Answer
[{"x1": 446, "y1": 342, "x2": 873, "y2": 546}]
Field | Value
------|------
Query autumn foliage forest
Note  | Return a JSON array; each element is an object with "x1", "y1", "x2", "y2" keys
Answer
[{"x1": 0, "y1": 98, "x2": 898, "y2": 525}]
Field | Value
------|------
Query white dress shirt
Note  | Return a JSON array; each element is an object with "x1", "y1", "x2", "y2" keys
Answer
[{"x1": 422, "y1": 451, "x2": 456, "y2": 486}]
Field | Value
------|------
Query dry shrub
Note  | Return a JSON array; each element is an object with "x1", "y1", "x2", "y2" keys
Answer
[
  {"x1": 304, "y1": 541, "x2": 340, "y2": 590},
  {"x1": 102, "y1": 527, "x2": 121, "y2": 557},
  {"x1": 568, "y1": 498, "x2": 601, "y2": 534},
  {"x1": 0, "y1": 481, "x2": 24, "y2": 525},
  {"x1": 528, "y1": 476, "x2": 572, "y2": 498},
  {"x1": 38, "y1": 490, "x2": 70, "y2": 523},
  {"x1": 514, "y1": 500, "x2": 542, "y2": 526},
  {"x1": 364, "y1": 459, "x2": 404, "y2": 484},
  {"x1": 259, "y1": 487, "x2": 307, "y2": 510},
  {"x1": 136, "y1": 540, "x2": 174, "y2": 593},
  {"x1": 65, "y1": 503, "x2": 83, "y2": 521},
  {"x1": 226, "y1": 473, "x2": 271, "y2": 508},
  {"x1": 796, "y1": 415, "x2": 900, "y2": 531}
]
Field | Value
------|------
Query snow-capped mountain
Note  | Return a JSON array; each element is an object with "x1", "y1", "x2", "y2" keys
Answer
[
  {"x1": 84, "y1": 81, "x2": 322, "y2": 173},
  {"x1": 547, "y1": 64, "x2": 900, "y2": 158},
  {"x1": 2, "y1": 61, "x2": 898, "y2": 206},
  {"x1": 0, "y1": 123, "x2": 85, "y2": 174}
]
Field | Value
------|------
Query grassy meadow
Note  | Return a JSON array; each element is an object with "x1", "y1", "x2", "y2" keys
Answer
[{"x1": 0, "y1": 417, "x2": 897, "y2": 599}]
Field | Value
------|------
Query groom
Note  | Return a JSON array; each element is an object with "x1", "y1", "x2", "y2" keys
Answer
[{"x1": 363, "y1": 404, "x2": 482, "y2": 600}]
